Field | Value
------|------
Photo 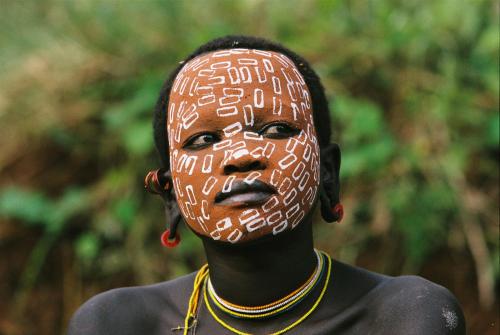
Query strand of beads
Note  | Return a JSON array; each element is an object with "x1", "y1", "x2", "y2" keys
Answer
[
  {"x1": 202, "y1": 250, "x2": 332, "y2": 335},
  {"x1": 206, "y1": 249, "x2": 324, "y2": 319}
]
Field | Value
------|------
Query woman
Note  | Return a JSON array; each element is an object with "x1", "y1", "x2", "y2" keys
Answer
[{"x1": 67, "y1": 35, "x2": 465, "y2": 335}]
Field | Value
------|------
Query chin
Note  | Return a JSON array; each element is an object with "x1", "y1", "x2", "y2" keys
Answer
[
  {"x1": 188, "y1": 196, "x2": 319, "y2": 245},
  {"x1": 198, "y1": 216, "x2": 313, "y2": 246}
]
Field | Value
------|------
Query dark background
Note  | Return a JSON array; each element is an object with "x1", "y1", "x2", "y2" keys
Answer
[{"x1": 0, "y1": 1, "x2": 498, "y2": 334}]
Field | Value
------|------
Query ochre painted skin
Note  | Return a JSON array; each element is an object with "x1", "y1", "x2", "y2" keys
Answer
[{"x1": 167, "y1": 49, "x2": 320, "y2": 243}]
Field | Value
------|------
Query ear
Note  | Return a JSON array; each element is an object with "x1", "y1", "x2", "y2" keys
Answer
[
  {"x1": 319, "y1": 143, "x2": 341, "y2": 223},
  {"x1": 145, "y1": 169, "x2": 183, "y2": 235},
  {"x1": 160, "y1": 170, "x2": 183, "y2": 236}
]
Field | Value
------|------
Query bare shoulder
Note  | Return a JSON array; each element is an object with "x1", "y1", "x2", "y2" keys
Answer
[
  {"x1": 368, "y1": 275, "x2": 466, "y2": 335},
  {"x1": 66, "y1": 272, "x2": 196, "y2": 335}
]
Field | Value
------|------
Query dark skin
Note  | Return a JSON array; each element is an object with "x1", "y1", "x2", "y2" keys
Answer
[
  {"x1": 67, "y1": 147, "x2": 466, "y2": 334},
  {"x1": 195, "y1": 143, "x2": 339, "y2": 306},
  {"x1": 201, "y1": 208, "x2": 316, "y2": 307}
]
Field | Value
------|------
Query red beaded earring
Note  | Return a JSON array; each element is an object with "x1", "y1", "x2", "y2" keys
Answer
[
  {"x1": 161, "y1": 229, "x2": 181, "y2": 248},
  {"x1": 332, "y1": 203, "x2": 344, "y2": 223}
]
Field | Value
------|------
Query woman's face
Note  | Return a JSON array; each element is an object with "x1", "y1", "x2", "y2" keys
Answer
[{"x1": 167, "y1": 49, "x2": 320, "y2": 243}]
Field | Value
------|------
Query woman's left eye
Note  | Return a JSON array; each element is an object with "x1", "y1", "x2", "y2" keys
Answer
[{"x1": 259, "y1": 123, "x2": 298, "y2": 139}]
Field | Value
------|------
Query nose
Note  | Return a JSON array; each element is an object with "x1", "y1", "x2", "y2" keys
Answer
[{"x1": 223, "y1": 153, "x2": 267, "y2": 175}]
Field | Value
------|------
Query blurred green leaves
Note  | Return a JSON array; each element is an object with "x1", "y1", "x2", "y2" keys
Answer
[
  {"x1": 0, "y1": 187, "x2": 88, "y2": 232},
  {"x1": 76, "y1": 232, "x2": 100, "y2": 264},
  {"x1": 0, "y1": 188, "x2": 52, "y2": 226},
  {"x1": 335, "y1": 96, "x2": 396, "y2": 178},
  {"x1": 0, "y1": 1, "x2": 497, "y2": 323},
  {"x1": 0, "y1": 186, "x2": 91, "y2": 311}
]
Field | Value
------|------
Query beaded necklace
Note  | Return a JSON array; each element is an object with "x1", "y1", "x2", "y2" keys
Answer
[
  {"x1": 178, "y1": 250, "x2": 332, "y2": 335},
  {"x1": 206, "y1": 249, "x2": 323, "y2": 318}
]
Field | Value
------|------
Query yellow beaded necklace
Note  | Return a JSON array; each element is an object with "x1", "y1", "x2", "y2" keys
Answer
[
  {"x1": 206, "y1": 249, "x2": 325, "y2": 319},
  {"x1": 179, "y1": 250, "x2": 332, "y2": 335}
]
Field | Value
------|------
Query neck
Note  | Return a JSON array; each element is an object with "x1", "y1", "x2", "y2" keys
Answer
[{"x1": 201, "y1": 219, "x2": 316, "y2": 306}]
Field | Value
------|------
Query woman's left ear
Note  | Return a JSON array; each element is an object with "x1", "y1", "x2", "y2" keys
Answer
[{"x1": 319, "y1": 143, "x2": 343, "y2": 223}]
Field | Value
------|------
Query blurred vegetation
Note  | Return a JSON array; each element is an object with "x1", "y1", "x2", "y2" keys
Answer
[{"x1": 0, "y1": 0, "x2": 497, "y2": 334}]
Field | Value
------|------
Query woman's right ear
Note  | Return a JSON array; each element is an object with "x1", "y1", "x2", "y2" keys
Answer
[
  {"x1": 144, "y1": 169, "x2": 182, "y2": 247},
  {"x1": 144, "y1": 168, "x2": 172, "y2": 196}
]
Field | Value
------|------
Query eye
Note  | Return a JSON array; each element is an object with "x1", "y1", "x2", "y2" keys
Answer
[
  {"x1": 183, "y1": 133, "x2": 219, "y2": 150},
  {"x1": 259, "y1": 122, "x2": 299, "y2": 139}
]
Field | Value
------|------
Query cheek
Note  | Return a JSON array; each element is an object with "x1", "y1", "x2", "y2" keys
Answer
[
  {"x1": 265, "y1": 131, "x2": 320, "y2": 227},
  {"x1": 168, "y1": 127, "x2": 320, "y2": 240},
  {"x1": 268, "y1": 130, "x2": 320, "y2": 192},
  {"x1": 169, "y1": 150, "x2": 215, "y2": 230}
]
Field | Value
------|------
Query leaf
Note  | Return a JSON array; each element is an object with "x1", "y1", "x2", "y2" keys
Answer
[
  {"x1": 112, "y1": 198, "x2": 138, "y2": 229},
  {"x1": 75, "y1": 232, "x2": 100, "y2": 263},
  {"x1": 104, "y1": 83, "x2": 159, "y2": 130},
  {"x1": 122, "y1": 120, "x2": 153, "y2": 155},
  {"x1": 47, "y1": 188, "x2": 89, "y2": 232},
  {"x1": 0, "y1": 187, "x2": 54, "y2": 225},
  {"x1": 487, "y1": 113, "x2": 499, "y2": 148}
]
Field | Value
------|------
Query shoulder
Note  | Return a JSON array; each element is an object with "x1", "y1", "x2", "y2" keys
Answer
[
  {"x1": 66, "y1": 272, "x2": 196, "y2": 335},
  {"x1": 368, "y1": 275, "x2": 466, "y2": 335}
]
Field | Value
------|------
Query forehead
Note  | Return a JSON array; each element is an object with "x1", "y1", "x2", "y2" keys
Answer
[
  {"x1": 174, "y1": 48, "x2": 303, "y2": 83},
  {"x1": 168, "y1": 49, "x2": 312, "y2": 141},
  {"x1": 171, "y1": 48, "x2": 308, "y2": 97}
]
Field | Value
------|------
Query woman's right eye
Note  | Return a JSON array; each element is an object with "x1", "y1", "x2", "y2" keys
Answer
[{"x1": 183, "y1": 133, "x2": 219, "y2": 150}]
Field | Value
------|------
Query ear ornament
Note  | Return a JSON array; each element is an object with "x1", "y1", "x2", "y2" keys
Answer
[
  {"x1": 144, "y1": 169, "x2": 181, "y2": 248},
  {"x1": 161, "y1": 229, "x2": 181, "y2": 248},
  {"x1": 332, "y1": 203, "x2": 344, "y2": 223},
  {"x1": 144, "y1": 169, "x2": 170, "y2": 195}
]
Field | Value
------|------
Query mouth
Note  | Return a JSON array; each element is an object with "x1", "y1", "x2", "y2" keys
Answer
[{"x1": 215, "y1": 180, "x2": 277, "y2": 206}]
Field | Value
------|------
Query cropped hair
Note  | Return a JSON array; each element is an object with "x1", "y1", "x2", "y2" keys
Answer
[{"x1": 153, "y1": 35, "x2": 331, "y2": 168}]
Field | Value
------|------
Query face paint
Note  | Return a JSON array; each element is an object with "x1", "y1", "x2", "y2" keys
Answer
[{"x1": 167, "y1": 49, "x2": 320, "y2": 243}]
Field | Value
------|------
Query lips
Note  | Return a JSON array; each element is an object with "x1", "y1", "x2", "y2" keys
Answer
[{"x1": 215, "y1": 179, "x2": 277, "y2": 205}]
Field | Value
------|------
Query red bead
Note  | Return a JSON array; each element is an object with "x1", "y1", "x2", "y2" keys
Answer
[
  {"x1": 333, "y1": 203, "x2": 344, "y2": 222},
  {"x1": 161, "y1": 229, "x2": 180, "y2": 248}
]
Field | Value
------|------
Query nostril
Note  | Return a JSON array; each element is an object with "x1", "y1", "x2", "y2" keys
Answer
[
  {"x1": 248, "y1": 161, "x2": 264, "y2": 171},
  {"x1": 223, "y1": 160, "x2": 266, "y2": 175},
  {"x1": 224, "y1": 165, "x2": 239, "y2": 175}
]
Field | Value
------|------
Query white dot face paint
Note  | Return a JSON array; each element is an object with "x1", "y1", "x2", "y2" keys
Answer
[{"x1": 168, "y1": 49, "x2": 320, "y2": 243}]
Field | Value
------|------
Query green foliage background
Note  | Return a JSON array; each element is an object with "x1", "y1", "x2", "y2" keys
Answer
[{"x1": 0, "y1": 1, "x2": 497, "y2": 334}]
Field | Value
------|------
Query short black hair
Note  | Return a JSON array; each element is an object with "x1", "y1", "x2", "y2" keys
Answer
[{"x1": 153, "y1": 35, "x2": 331, "y2": 168}]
